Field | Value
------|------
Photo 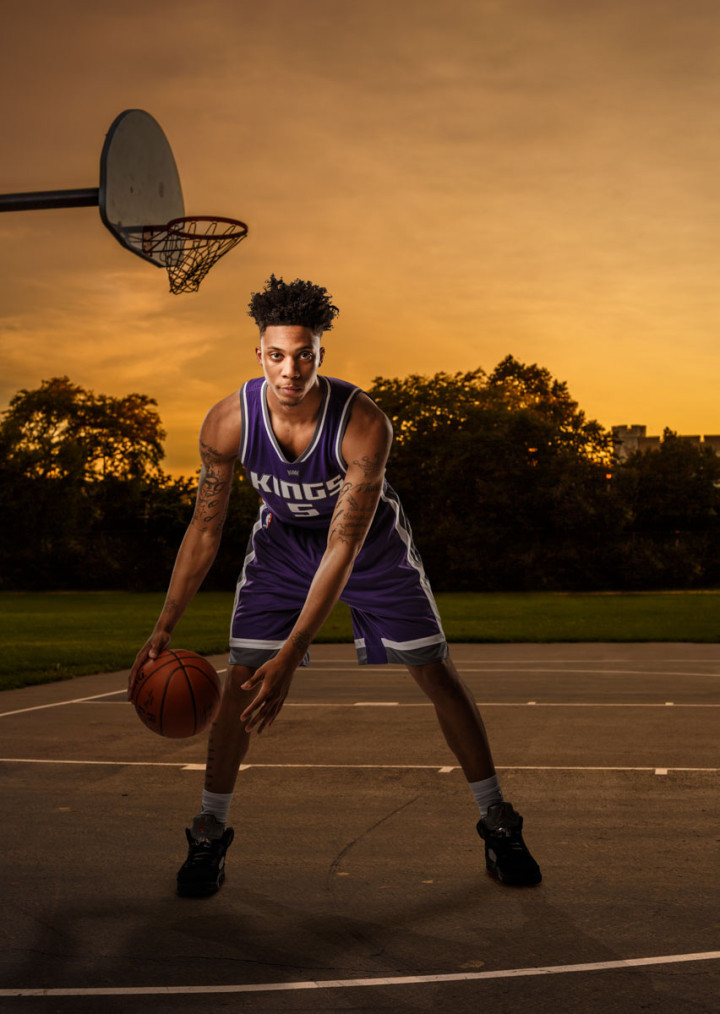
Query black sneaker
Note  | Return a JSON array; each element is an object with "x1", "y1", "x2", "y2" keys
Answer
[
  {"x1": 477, "y1": 801, "x2": 541, "y2": 886},
  {"x1": 177, "y1": 814, "x2": 235, "y2": 897}
]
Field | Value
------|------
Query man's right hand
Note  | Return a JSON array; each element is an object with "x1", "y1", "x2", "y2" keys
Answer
[{"x1": 127, "y1": 631, "x2": 171, "y2": 701}]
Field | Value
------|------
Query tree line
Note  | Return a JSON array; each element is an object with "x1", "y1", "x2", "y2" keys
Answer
[{"x1": 2, "y1": 364, "x2": 719, "y2": 592}]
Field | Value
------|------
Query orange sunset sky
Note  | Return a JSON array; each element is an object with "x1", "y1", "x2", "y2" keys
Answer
[{"x1": 2, "y1": 0, "x2": 720, "y2": 476}]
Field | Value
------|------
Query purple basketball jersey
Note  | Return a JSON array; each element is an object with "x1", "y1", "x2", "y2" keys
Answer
[
  {"x1": 230, "y1": 373, "x2": 448, "y2": 668},
  {"x1": 239, "y1": 375, "x2": 362, "y2": 528}
]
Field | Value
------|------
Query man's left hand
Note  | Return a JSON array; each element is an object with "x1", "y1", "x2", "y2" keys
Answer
[{"x1": 240, "y1": 657, "x2": 297, "y2": 733}]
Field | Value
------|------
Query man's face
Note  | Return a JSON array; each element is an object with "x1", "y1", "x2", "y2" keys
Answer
[{"x1": 256, "y1": 325, "x2": 325, "y2": 408}]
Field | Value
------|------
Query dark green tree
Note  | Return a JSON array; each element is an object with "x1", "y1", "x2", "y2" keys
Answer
[
  {"x1": 5, "y1": 370, "x2": 720, "y2": 593},
  {"x1": 1, "y1": 376, "x2": 165, "y2": 481},
  {"x1": 369, "y1": 368, "x2": 488, "y2": 445},
  {"x1": 369, "y1": 356, "x2": 617, "y2": 590},
  {"x1": 0, "y1": 378, "x2": 193, "y2": 589},
  {"x1": 611, "y1": 430, "x2": 720, "y2": 588}
]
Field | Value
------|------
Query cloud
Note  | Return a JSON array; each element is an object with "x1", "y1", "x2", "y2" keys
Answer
[{"x1": 3, "y1": 0, "x2": 720, "y2": 463}]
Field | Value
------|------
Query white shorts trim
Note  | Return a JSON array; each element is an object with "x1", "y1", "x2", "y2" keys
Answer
[
  {"x1": 381, "y1": 633, "x2": 447, "y2": 651},
  {"x1": 229, "y1": 637, "x2": 285, "y2": 650}
]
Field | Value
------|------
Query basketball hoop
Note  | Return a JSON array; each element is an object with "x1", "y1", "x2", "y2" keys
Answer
[
  {"x1": 141, "y1": 216, "x2": 248, "y2": 294},
  {"x1": 0, "y1": 111, "x2": 252, "y2": 294}
]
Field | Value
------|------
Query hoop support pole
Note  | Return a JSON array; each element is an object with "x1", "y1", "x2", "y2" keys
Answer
[{"x1": 0, "y1": 188, "x2": 99, "y2": 212}]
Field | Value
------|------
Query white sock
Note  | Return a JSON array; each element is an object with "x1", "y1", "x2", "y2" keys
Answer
[
  {"x1": 468, "y1": 774, "x2": 503, "y2": 818},
  {"x1": 201, "y1": 789, "x2": 233, "y2": 826}
]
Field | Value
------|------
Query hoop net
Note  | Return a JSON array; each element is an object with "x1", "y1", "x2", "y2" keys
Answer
[{"x1": 141, "y1": 216, "x2": 248, "y2": 294}]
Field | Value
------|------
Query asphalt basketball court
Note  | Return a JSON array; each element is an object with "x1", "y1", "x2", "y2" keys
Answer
[
  {"x1": 2, "y1": 108, "x2": 717, "y2": 1011},
  {"x1": 0, "y1": 641, "x2": 718, "y2": 1012}
]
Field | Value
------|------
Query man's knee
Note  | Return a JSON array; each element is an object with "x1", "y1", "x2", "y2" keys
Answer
[
  {"x1": 222, "y1": 665, "x2": 256, "y2": 702},
  {"x1": 407, "y1": 658, "x2": 464, "y2": 700}
]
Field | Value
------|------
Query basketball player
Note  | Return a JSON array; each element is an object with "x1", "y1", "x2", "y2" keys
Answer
[{"x1": 129, "y1": 276, "x2": 541, "y2": 895}]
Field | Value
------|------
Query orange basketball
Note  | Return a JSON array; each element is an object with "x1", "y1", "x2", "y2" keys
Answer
[{"x1": 133, "y1": 649, "x2": 221, "y2": 738}]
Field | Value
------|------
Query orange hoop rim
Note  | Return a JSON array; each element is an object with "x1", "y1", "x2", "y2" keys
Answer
[{"x1": 164, "y1": 215, "x2": 248, "y2": 240}]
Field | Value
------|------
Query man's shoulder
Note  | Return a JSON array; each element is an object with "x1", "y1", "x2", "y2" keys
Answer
[
  {"x1": 324, "y1": 376, "x2": 380, "y2": 414},
  {"x1": 322, "y1": 375, "x2": 360, "y2": 400},
  {"x1": 207, "y1": 388, "x2": 244, "y2": 418},
  {"x1": 345, "y1": 389, "x2": 393, "y2": 442},
  {"x1": 200, "y1": 390, "x2": 243, "y2": 460}
]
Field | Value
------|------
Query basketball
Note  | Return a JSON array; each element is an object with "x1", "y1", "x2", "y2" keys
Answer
[{"x1": 133, "y1": 649, "x2": 221, "y2": 738}]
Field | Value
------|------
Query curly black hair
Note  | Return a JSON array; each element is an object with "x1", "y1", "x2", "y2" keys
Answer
[{"x1": 248, "y1": 274, "x2": 339, "y2": 335}]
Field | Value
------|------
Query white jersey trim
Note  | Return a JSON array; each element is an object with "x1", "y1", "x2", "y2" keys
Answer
[
  {"x1": 333, "y1": 386, "x2": 361, "y2": 472},
  {"x1": 380, "y1": 489, "x2": 445, "y2": 632},
  {"x1": 238, "y1": 383, "x2": 250, "y2": 465},
  {"x1": 259, "y1": 377, "x2": 331, "y2": 464},
  {"x1": 229, "y1": 508, "x2": 265, "y2": 640}
]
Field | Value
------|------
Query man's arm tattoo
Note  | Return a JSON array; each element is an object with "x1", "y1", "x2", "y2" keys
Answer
[
  {"x1": 157, "y1": 596, "x2": 181, "y2": 629},
  {"x1": 192, "y1": 441, "x2": 230, "y2": 532},
  {"x1": 290, "y1": 629, "x2": 312, "y2": 654},
  {"x1": 329, "y1": 480, "x2": 382, "y2": 545},
  {"x1": 351, "y1": 453, "x2": 384, "y2": 479}
]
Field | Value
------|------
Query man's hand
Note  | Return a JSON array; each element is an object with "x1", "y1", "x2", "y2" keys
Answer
[
  {"x1": 127, "y1": 631, "x2": 171, "y2": 701},
  {"x1": 239, "y1": 656, "x2": 298, "y2": 734}
]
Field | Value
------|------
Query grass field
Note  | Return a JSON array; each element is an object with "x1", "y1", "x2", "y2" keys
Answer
[{"x1": 1, "y1": 589, "x2": 719, "y2": 692}]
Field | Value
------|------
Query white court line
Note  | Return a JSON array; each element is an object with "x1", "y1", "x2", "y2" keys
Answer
[
  {"x1": 311, "y1": 665, "x2": 720, "y2": 678},
  {"x1": 0, "y1": 758, "x2": 196, "y2": 768},
  {"x1": 0, "y1": 673, "x2": 228, "y2": 721},
  {"x1": 66, "y1": 701, "x2": 720, "y2": 709},
  {"x1": 194, "y1": 763, "x2": 720, "y2": 775},
  {"x1": 1, "y1": 950, "x2": 719, "y2": 998},
  {"x1": 1, "y1": 658, "x2": 717, "y2": 720},
  {"x1": 53, "y1": 698, "x2": 720, "y2": 708},
  {"x1": 341, "y1": 702, "x2": 719, "y2": 708},
  {"x1": 0, "y1": 690, "x2": 127, "y2": 719},
  {"x1": 459, "y1": 667, "x2": 720, "y2": 679},
  {"x1": 311, "y1": 657, "x2": 720, "y2": 664},
  {"x1": 222, "y1": 663, "x2": 720, "y2": 678},
  {"x1": 2, "y1": 697, "x2": 719, "y2": 720},
  {"x1": 1, "y1": 759, "x2": 716, "y2": 775}
]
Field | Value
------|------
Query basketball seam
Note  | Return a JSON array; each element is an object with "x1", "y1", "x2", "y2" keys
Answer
[
  {"x1": 134, "y1": 649, "x2": 219, "y2": 739},
  {"x1": 179, "y1": 659, "x2": 199, "y2": 738}
]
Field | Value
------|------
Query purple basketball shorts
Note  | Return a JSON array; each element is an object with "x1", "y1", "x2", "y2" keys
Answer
[{"x1": 229, "y1": 491, "x2": 448, "y2": 669}]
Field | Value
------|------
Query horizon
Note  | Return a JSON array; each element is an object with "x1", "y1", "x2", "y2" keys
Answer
[{"x1": 4, "y1": 361, "x2": 715, "y2": 480}]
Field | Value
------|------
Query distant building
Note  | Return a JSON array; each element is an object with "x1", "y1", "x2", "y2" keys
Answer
[{"x1": 612, "y1": 425, "x2": 720, "y2": 461}]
